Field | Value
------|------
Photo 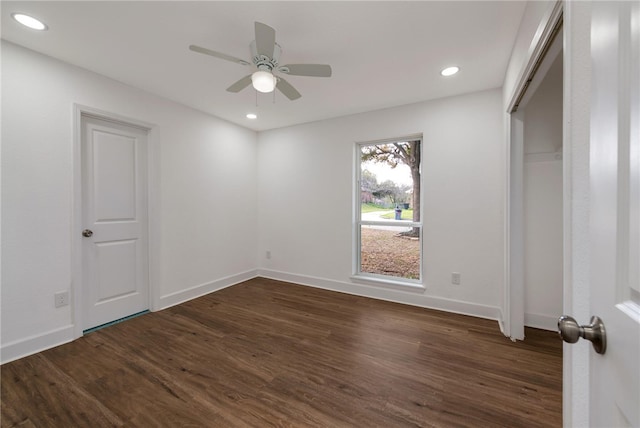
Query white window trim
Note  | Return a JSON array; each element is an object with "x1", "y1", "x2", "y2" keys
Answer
[
  {"x1": 353, "y1": 136, "x2": 424, "y2": 288},
  {"x1": 350, "y1": 274, "x2": 426, "y2": 292}
]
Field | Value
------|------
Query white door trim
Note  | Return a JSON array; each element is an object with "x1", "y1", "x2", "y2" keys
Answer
[
  {"x1": 562, "y1": 3, "x2": 593, "y2": 426},
  {"x1": 72, "y1": 104, "x2": 161, "y2": 339},
  {"x1": 507, "y1": 1, "x2": 564, "y2": 113},
  {"x1": 505, "y1": 110, "x2": 525, "y2": 340},
  {"x1": 504, "y1": 1, "x2": 563, "y2": 340}
]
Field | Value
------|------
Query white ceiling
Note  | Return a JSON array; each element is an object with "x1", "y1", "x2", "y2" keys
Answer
[{"x1": 2, "y1": 1, "x2": 526, "y2": 131}]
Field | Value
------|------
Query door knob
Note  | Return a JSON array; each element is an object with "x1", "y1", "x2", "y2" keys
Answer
[
  {"x1": 558, "y1": 315, "x2": 606, "y2": 354},
  {"x1": 82, "y1": 229, "x2": 93, "y2": 237}
]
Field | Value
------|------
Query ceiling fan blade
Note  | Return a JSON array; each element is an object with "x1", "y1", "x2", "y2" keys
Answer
[
  {"x1": 255, "y1": 22, "x2": 276, "y2": 58},
  {"x1": 280, "y1": 64, "x2": 332, "y2": 77},
  {"x1": 276, "y1": 77, "x2": 301, "y2": 100},
  {"x1": 226, "y1": 75, "x2": 253, "y2": 93},
  {"x1": 189, "y1": 45, "x2": 250, "y2": 66}
]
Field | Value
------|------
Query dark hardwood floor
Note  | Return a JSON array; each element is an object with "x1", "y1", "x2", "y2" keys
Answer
[{"x1": 1, "y1": 278, "x2": 562, "y2": 427}]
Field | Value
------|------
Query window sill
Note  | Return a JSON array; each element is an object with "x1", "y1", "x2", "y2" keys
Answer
[{"x1": 350, "y1": 275, "x2": 426, "y2": 293}]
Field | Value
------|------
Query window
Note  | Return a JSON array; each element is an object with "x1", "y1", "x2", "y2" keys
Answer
[{"x1": 355, "y1": 137, "x2": 422, "y2": 285}]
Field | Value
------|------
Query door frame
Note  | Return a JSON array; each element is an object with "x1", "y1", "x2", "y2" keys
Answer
[
  {"x1": 560, "y1": 2, "x2": 592, "y2": 425},
  {"x1": 505, "y1": 2, "x2": 593, "y2": 425},
  {"x1": 72, "y1": 104, "x2": 161, "y2": 338},
  {"x1": 504, "y1": 1, "x2": 563, "y2": 340}
]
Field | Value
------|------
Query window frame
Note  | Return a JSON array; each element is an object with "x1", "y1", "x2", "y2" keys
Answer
[{"x1": 353, "y1": 135, "x2": 424, "y2": 288}]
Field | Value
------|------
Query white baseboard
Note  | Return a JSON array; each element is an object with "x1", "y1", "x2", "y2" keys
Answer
[
  {"x1": 1, "y1": 325, "x2": 75, "y2": 365},
  {"x1": 525, "y1": 312, "x2": 559, "y2": 331},
  {"x1": 496, "y1": 309, "x2": 506, "y2": 336},
  {"x1": 1, "y1": 269, "x2": 504, "y2": 364},
  {"x1": 157, "y1": 269, "x2": 259, "y2": 310},
  {"x1": 1, "y1": 271, "x2": 259, "y2": 364},
  {"x1": 258, "y1": 269, "x2": 502, "y2": 323}
]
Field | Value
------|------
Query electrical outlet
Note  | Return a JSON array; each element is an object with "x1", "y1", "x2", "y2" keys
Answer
[
  {"x1": 266, "y1": 250, "x2": 271, "y2": 260},
  {"x1": 54, "y1": 291, "x2": 69, "y2": 308},
  {"x1": 451, "y1": 272, "x2": 461, "y2": 285}
]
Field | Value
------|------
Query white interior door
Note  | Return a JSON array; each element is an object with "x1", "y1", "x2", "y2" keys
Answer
[
  {"x1": 81, "y1": 115, "x2": 149, "y2": 331},
  {"x1": 589, "y1": 2, "x2": 639, "y2": 425}
]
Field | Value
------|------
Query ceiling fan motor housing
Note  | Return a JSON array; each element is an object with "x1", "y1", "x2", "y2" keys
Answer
[{"x1": 250, "y1": 41, "x2": 281, "y2": 71}]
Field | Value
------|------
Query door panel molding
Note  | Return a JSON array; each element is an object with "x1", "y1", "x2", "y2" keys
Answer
[{"x1": 589, "y1": 1, "x2": 640, "y2": 424}]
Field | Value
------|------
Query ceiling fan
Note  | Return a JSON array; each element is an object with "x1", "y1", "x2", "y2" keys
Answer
[{"x1": 189, "y1": 22, "x2": 332, "y2": 101}]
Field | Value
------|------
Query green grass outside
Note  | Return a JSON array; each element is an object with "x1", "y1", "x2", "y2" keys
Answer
[
  {"x1": 360, "y1": 203, "x2": 392, "y2": 213},
  {"x1": 381, "y1": 209, "x2": 414, "y2": 220},
  {"x1": 361, "y1": 203, "x2": 413, "y2": 220}
]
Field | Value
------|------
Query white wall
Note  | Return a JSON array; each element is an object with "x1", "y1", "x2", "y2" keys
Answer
[
  {"x1": 523, "y1": 53, "x2": 563, "y2": 155},
  {"x1": 1, "y1": 32, "x2": 518, "y2": 362},
  {"x1": 257, "y1": 89, "x2": 505, "y2": 319},
  {"x1": 1, "y1": 41, "x2": 258, "y2": 362},
  {"x1": 523, "y1": 54, "x2": 563, "y2": 330},
  {"x1": 523, "y1": 161, "x2": 563, "y2": 328}
]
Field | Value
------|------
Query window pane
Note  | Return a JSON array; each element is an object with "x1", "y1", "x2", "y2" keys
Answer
[
  {"x1": 360, "y1": 225, "x2": 420, "y2": 280},
  {"x1": 357, "y1": 139, "x2": 422, "y2": 283},
  {"x1": 360, "y1": 142, "x2": 420, "y2": 222}
]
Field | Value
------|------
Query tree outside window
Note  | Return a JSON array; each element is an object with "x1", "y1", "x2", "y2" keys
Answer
[{"x1": 356, "y1": 138, "x2": 422, "y2": 282}]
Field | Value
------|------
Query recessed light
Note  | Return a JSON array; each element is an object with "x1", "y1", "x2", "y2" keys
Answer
[
  {"x1": 246, "y1": 113, "x2": 257, "y2": 120},
  {"x1": 12, "y1": 13, "x2": 48, "y2": 31},
  {"x1": 441, "y1": 66, "x2": 459, "y2": 77}
]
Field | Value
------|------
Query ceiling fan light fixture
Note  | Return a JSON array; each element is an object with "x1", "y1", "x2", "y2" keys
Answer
[
  {"x1": 246, "y1": 113, "x2": 257, "y2": 119},
  {"x1": 251, "y1": 71, "x2": 277, "y2": 93}
]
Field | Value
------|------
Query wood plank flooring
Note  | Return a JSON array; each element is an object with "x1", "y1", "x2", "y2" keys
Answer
[{"x1": 1, "y1": 278, "x2": 562, "y2": 427}]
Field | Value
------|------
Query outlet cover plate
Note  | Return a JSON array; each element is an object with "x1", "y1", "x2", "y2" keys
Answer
[
  {"x1": 452, "y1": 272, "x2": 461, "y2": 285},
  {"x1": 54, "y1": 291, "x2": 69, "y2": 308}
]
